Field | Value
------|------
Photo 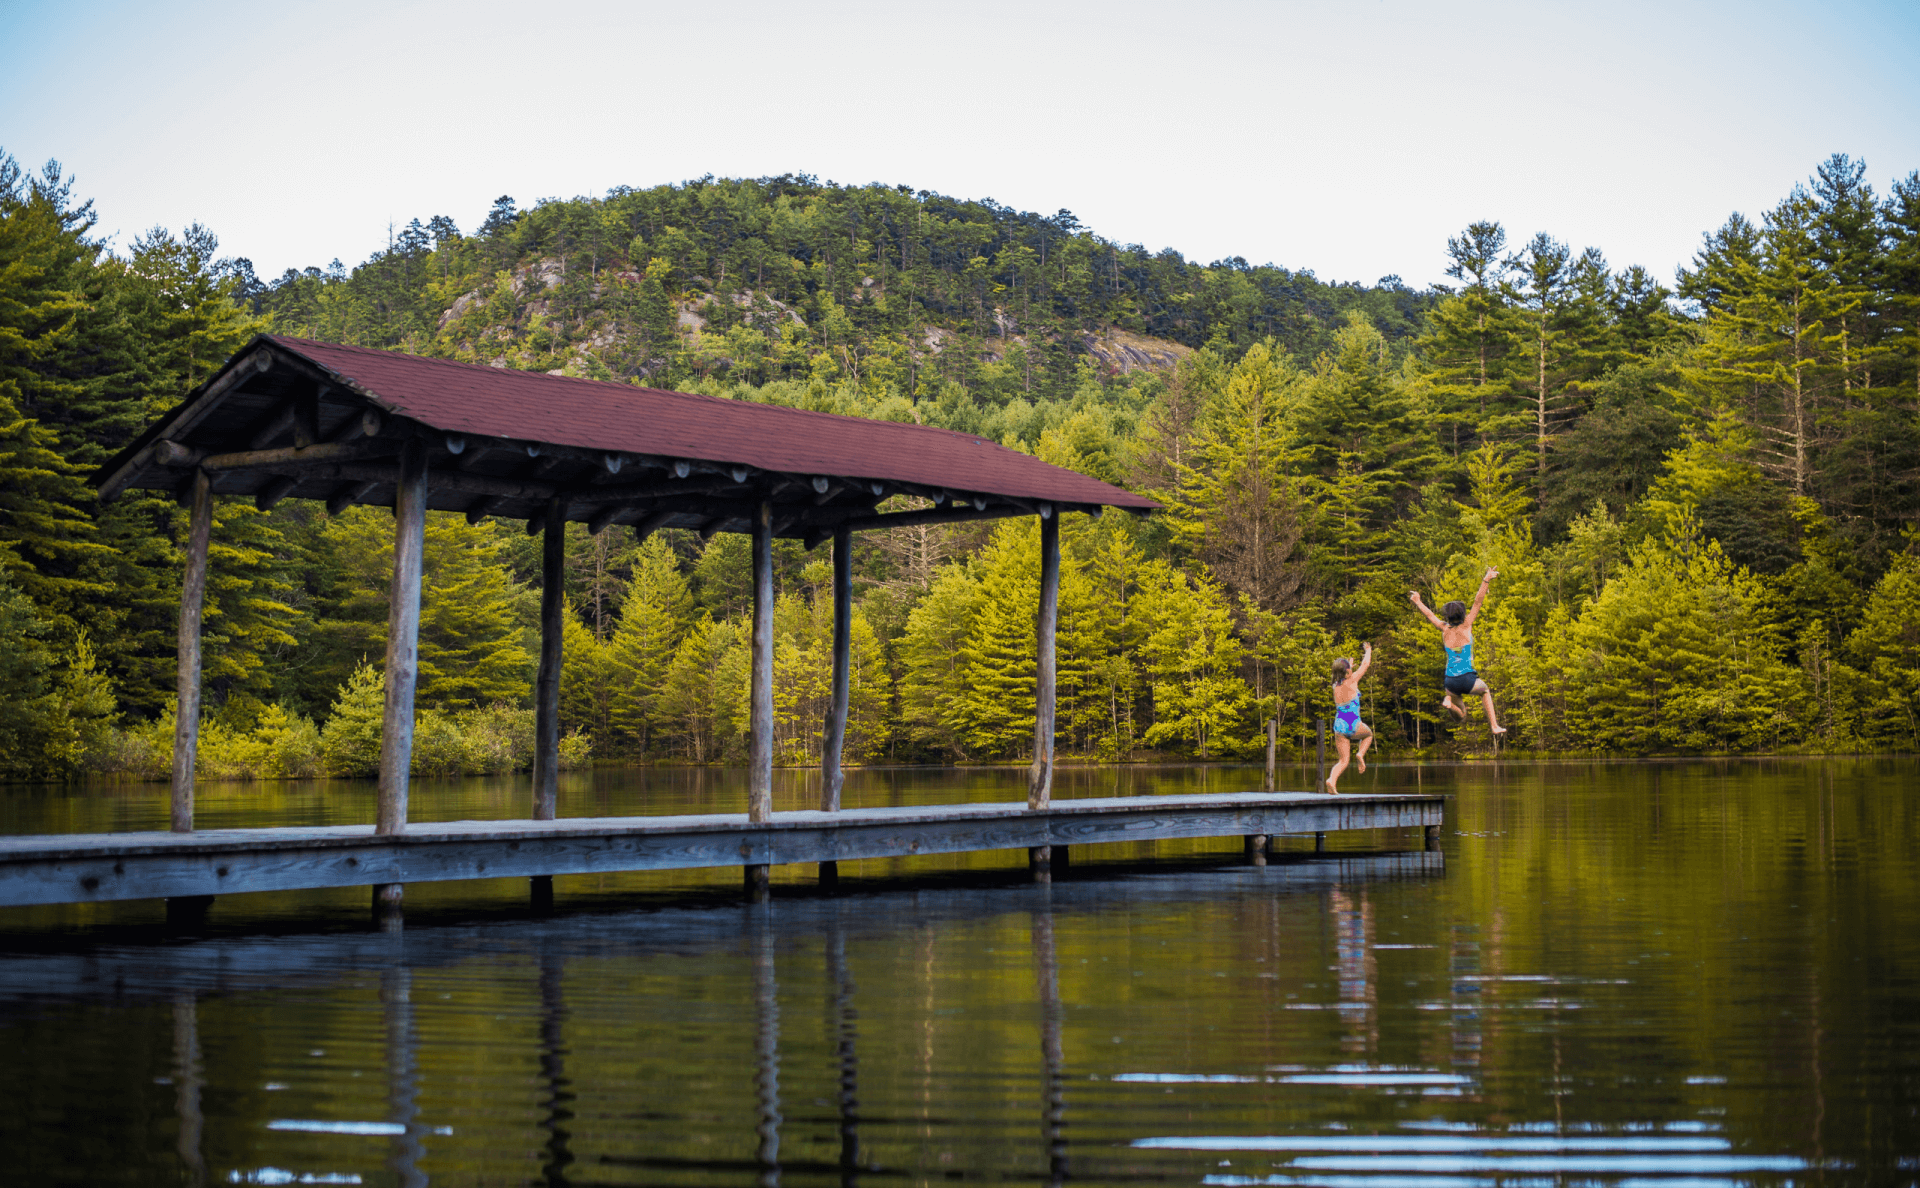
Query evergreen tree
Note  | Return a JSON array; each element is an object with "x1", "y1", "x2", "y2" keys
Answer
[
  {"x1": 314, "y1": 509, "x2": 533, "y2": 710},
  {"x1": 1419, "y1": 221, "x2": 1516, "y2": 458},
  {"x1": 607, "y1": 534, "x2": 693, "y2": 751}
]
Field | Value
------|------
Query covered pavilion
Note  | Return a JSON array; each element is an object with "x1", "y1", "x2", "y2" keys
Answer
[{"x1": 94, "y1": 335, "x2": 1157, "y2": 902}]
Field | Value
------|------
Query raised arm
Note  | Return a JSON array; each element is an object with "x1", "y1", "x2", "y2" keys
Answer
[
  {"x1": 1463, "y1": 568, "x2": 1498, "y2": 627},
  {"x1": 1352, "y1": 641, "x2": 1374, "y2": 681},
  {"x1": 1408, "y1": 591, "x2": 1446, "y2": 629}
]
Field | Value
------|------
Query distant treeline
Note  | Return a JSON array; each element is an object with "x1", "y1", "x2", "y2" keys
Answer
[{"x1": 0, "y1": 153, "x2": 1916, "y2": 781}]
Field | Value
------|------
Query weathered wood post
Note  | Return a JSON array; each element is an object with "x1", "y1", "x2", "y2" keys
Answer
[
  {"x1": 819, "y1": 524, "x2": 854, "y2": 885},
  {"x1": 747, "y1": 498, "x2": 775, "y2": 893},
  {"x1": 821, "y1": 525, "x2": 853, "y2": 812},
  {"x1": 1315, "y1": 718, "x2": 1326, "y2": 794},
  {"x1": 531, "y1": 496, "x2": 564, "y2": 911},
  {"x1": 1264, "y1": 717, "x2": 1277, "y2": 792},
  {"x1": 1028, "y1": 509, "x2": 1060, "y2": 812},
  {"x1": 1027, "y1": 509, "x2": 1061, "y2": 879},
  {"x1": 374, "y1": 438, "x2": 427, "y2": 916},
  {"x1": 170, "y1": 468, "x2": 212, "y2": 834},
  {"x1": 533, "y1": 497, "x2": 564, "y2": 818}
]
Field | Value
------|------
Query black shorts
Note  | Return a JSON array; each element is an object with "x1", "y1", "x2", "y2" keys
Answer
[{"x1": 1444, "y1": 672, "x2": 1481, "y2": 696}]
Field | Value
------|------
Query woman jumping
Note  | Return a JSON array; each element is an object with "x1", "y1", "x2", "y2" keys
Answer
[
  {"x1": 1409, "y1": 568, "x2": 1506, "y2": 735},
  {"x1": 1325, "y1": 643, "x2": 1373, "y2": 795}
]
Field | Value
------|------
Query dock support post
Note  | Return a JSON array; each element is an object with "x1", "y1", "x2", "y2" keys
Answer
[
  {"x1": 1315, "y1": 832, "x2": 1327, "y2": 853},
  {"x1": 749, "y1": 498, "x2": 774, "y2": 824},
  {"x1": 1028, "y1": 510, "x2": 1059, "y2": 811},
  {"x1": 1263, "y1": 717, "x2": 1277, "y2": 792},
  {"x1": 372, "y1": 881, "x2": 404, "y2": 927},
  {"x1": 1245, "y1": 834, "x2": 1268, "y2": 866},
  {"x1": 1028, "y1": 845, "x2": 1052, "y2": 882},
  {"x1": 170, "y1": 467, "x2": 212, "y2": 834},
  {"x1": 1315, "y1": 718, "x2": 1326, "y2": 795},
  {"x1": 1425, "y1": 823, "x2": 1441, "y2": 851},
  {"x1": 746, "y1": 862, "x2": 771, "y2": 901},
  {"x1": 533, "y1": 497, "x2": 563, "y2": 819},
  {"x1": 531, "y1": 496, "x2": 564, "y2": 909},
  {"x1": 374, "y1": 439, "x2": 427, "y2": 913},
  {"x1": 821, "y1": 524, "x2": 852, "y2": 813}
]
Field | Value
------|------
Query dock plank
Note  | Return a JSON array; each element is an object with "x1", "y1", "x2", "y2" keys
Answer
[{"x1": 0, "y1": 791, "x2": 1443, "y2": 908}]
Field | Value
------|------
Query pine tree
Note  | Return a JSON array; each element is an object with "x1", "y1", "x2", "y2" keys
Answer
[
  {"x1": 1162, "y1": 341, "x2": 1313, "y2": 613},
  {"x1": 314, "y1": 509, "x2": 533, "y2": 710},
  {"x1": 607, "y1": 534, "x2": 693, "y2": 751},
  {"x1": 1290, "y1": 313, "x2": 1442, "y2": 597},
  {"x1": 1501, "y1": 234, "x2": 1609, "y2": 496},
  {"x1": 1418, "y1": 221, "x2": 1516, "y2": 458}
]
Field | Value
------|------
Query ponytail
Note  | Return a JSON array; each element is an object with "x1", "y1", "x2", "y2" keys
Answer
[{"x1": 1331, "y1": 657, "x2": 1353, "y2": 683}]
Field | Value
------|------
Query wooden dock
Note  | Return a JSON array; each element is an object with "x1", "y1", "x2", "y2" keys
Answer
[{"x1": 0, "y1": 791, "x2": 1441, "y2": 910}]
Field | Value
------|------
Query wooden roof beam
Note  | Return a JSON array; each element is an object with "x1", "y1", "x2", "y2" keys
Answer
[{"x1": 327, "y1": 481, "x2": 379, "y2": 516}]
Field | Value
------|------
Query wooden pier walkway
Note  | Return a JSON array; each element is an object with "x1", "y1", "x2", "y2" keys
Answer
[{"x1": 0, "y1": 791, "x2": 1441, "y2": 910}]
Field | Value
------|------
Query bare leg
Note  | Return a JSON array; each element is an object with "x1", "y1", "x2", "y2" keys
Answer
[
  {"x1": 1442, "y1": 693, "x2": 1466, "y2": 720},
  {"x1": 1326, "y1": 735, "x2": 1351, "y2": 794},
  {"x1": 1475, "y1": 681, "x2": 1506, "y2": 735},
  {"x1": 1355, "y1": 724, "x2": 1373, "y2": 773}
]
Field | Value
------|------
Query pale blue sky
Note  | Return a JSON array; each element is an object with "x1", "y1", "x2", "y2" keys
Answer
[{"x1": 3, "y1": 0, "x2": 1917, "y2": 289}]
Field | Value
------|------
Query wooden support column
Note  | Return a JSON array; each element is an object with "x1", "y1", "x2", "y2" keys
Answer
[
  {"x1": 377, "y1": 439, "x2": 428, "y2": 842},
  {"x1": 1027, "y1": 511, "x2": 1060, "y2": 811},
  {"x1": 821, "y1": 525, "x2": 853, "y2": 813},
  {"x1": 533, "y1": 497, "x2": 563, "y2": 820},
  {"x1": 748, "y1": 498, "x2": 774, "y2": 827},
  {"x1": 1264, "y1": 717, "x2": 1277, "y2": 791},
  {"x1": 170, "y1": 468, "x2": 212, "y2": 834}
]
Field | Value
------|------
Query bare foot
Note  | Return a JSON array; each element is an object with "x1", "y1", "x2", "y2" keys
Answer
[
  {"x1": 1491, "y1": 726, "x2": 1507, "y2": 735},
  {"x1": 1356, "y1": 754, "x2": 1367, "y2": 774},
  {"x1": 1444, "y1": 696, "x2": 1466, "y2": 720},
  {"x1": 1323, "y1": 779, "x2": 1340, "y2": 795}
]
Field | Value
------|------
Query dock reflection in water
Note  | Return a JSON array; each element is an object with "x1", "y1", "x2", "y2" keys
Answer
[{"x1": 1, "y1": 758, "x2": 1916, "y2": 1185}]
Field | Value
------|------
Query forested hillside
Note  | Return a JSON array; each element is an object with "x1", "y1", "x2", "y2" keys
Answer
[{"x1": 2, "y1": 155, "x2": 1917, "y2": 780}]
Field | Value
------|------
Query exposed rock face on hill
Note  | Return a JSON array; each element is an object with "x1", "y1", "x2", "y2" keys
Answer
[
  {"x1": 433, "y1": 257, "x2": 1196, "y2": 382},
  {"x1": 1079, "y1": 329, "x2": 1193, "y2": 374}
]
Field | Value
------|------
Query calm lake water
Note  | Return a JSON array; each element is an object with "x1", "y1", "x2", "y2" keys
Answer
[{"x1": 0, "y1": 758, "x2": 1915, "y2": 1186}]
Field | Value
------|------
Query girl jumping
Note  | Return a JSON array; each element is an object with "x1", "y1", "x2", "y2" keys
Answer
[
  {"x1": 1409, "y1": 568, "x2": 1506, "y2": 735},
  {"x1": 1325, "y1": 642, "x2": 1373, "y2": 795}
]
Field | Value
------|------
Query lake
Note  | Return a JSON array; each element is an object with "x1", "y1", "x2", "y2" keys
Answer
[{"x1": 0, "y1": 758, "x2": 1914, "y2": 1185}]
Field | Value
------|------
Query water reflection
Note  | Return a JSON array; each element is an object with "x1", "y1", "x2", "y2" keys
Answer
[
  {"x1": 383, "y1": 964, "x2": 426, "y2": 1188},
  {"x1": 1031, "y1": 890, "x2": 1067, "y2": 1185},
  {"x1": 2, "y1": 758, "x2": 1916, "y2": 1185},
  {"x1": 752, "y1": 898, "x2": 782, "y2": 1187},
  {"x1": 172, "y1": 991, "x2": 205, "y2": 1187},
  {"x1": 826, "y1": 904, "x2": 859, "y2": 1184},
  {"x1": 537, "y1": 940, "x2": 572, "y2": 1188}
]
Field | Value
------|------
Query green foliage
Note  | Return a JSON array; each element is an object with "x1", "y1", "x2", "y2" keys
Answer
[
  {"x1": 311, "y1": 508, "x2": 533, "y2": 710},
  {"x1": 1847, "y1": 550, "x2": 1920, "y2": 746},
  {"x1": 607, "y1": 534, "x2": 694, "y2": 750},
  {"x1": 319, "y1": 661, "x2": 386, "y2": 777},
  {"x1": 8, "y1": 153, "x2": 1920, "y2": 780}
]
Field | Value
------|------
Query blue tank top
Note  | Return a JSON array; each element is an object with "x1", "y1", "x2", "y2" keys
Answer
[{"x1": 1445, "y1": 639, "x2": 1475, "y2": 676}]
